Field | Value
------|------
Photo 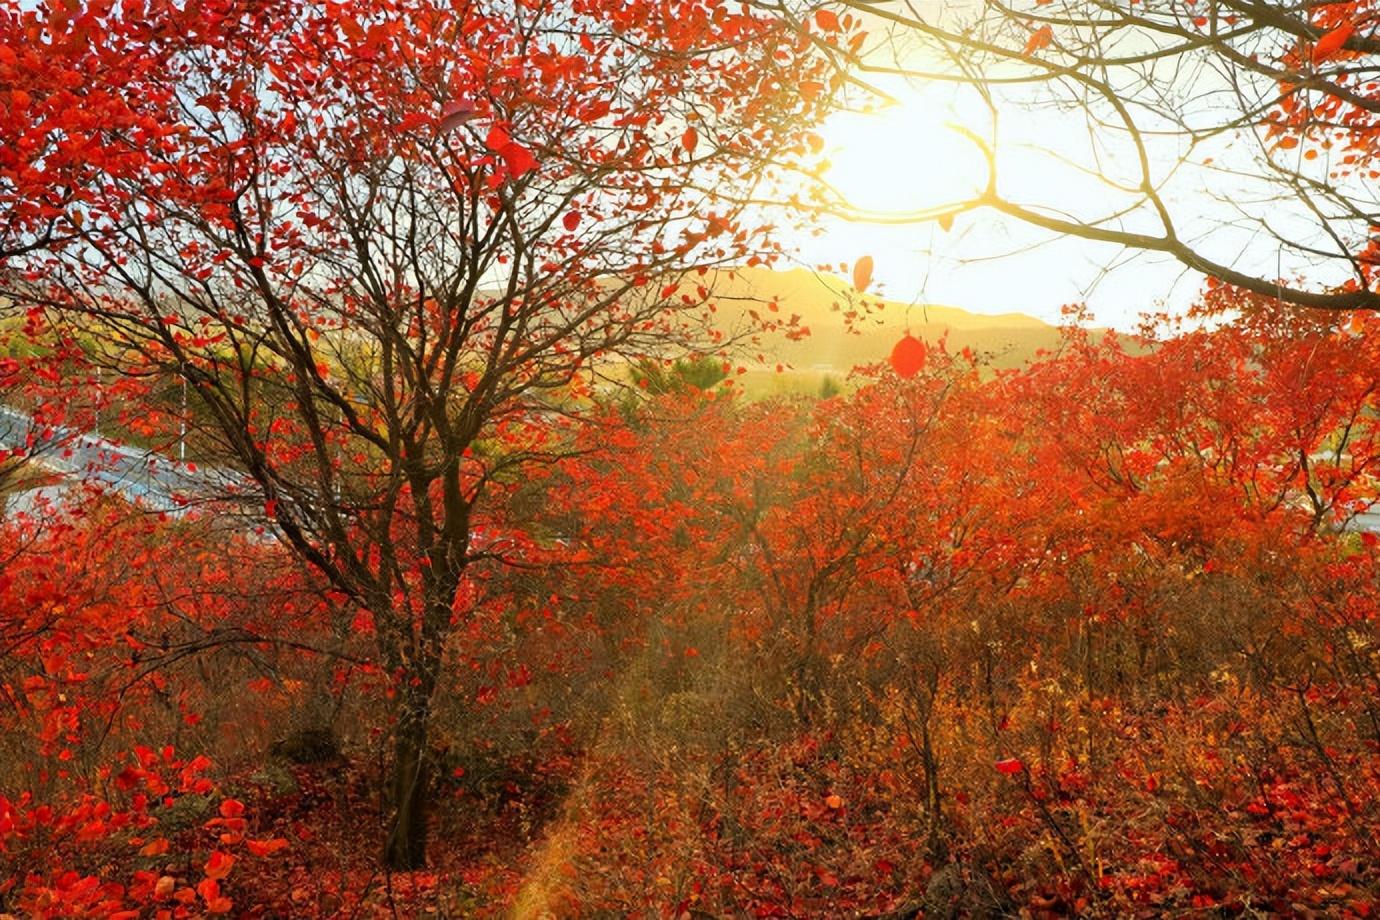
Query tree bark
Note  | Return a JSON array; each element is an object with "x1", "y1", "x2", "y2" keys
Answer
[
  {"x1": 384, "y1": 684, "x2": 433, "y2": 870},
  {"x1": 382, "y1": 581, "x2": 451, "y2": 870}
]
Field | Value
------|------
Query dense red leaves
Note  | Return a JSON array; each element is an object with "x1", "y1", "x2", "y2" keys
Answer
[
  {"x1": 0, "y1": 0, "x2": 836, "y2": 873},
  {"x1": 0, "y1": 743, "x2": 285, "y2": 918},
  {"x1": 528, "y1": 305, "x2": 1380, "y2": 915},
  {"x1": 0, "y1": 0, "x2": 827, "y2": 277},
  {"x1": 7, "y1": 303, "x2": 1380, "y2": 913},
  {"x1": 3, "y1": 0, "x2": 1380, "y2": 906}
]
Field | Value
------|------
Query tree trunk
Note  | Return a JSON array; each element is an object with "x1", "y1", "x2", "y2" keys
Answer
[
  {"x1": 379, "y1": 566, "x2": 455, "y2": 870},
  {"x1": 384, "y1": 685, "x2": 433, "y2": 869}
]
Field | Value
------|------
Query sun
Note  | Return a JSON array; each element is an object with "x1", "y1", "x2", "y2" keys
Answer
[{"x1": 815, "y1": 88, "x2": 990, "y2": 218}]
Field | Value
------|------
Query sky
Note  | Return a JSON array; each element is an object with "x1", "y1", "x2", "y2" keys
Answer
[
  {"x1": 788, "y1": 195, "x2": 1207, "y2": 333},
  {"x1": 778, "y1": 7, "x2": 1355, "y2": 332},
  {"x1": 775, "y1": 79, "x2": 1201, "y2": 331}
]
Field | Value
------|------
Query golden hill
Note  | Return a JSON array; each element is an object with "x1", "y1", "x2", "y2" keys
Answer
[{"x1": 699, "y1": 266, "x2": 1075, "y2": 376}]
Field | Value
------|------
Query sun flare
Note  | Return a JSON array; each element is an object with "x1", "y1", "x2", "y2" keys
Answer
[{"x1": 815, "y1": 90, "x2": 990, "y2": 217}]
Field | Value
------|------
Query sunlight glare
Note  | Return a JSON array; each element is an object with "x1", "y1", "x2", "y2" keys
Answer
[{"x1": 817, "y1": 91, "x2": 989, "y2": 217}]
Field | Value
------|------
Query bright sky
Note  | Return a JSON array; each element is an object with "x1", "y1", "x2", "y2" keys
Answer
[
  {"x1": 785, "y1": 76, "x2": 1211, "y2": 332},
  {"x1": 780, "y1": 9, "x2": 1351, "y2": 333}
]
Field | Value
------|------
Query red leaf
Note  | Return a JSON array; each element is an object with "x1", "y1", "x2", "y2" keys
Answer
[
  {"x1": 1314, "y1": 22, "x2": 1355, "y2": 62},
  {"x1": 438, "y1": 100, "x2": 477, "y2": 133},
  {"x1": 204, "y1": 850, "x2": 235, "y2": 880},
  {"x1": 245, "y1": 837, "x2": 289, "y2": 857},
  {"x1": 139, "y1": 837, "x2": 170, "y2": 856},
  {"x1": 501, "y1": 142, "x2": 538, "y2": 178},
  {"x1": 682, "y1": 126, "x2": 698, "y2": 155},
  {"x1": 814, "y1": 9, "x2": 840, "y2": 31},
  {"x1": 995, "y1": 757, "x2": 1024, "y2": 775},
  {"x1": 338, "y1": 16, "x2": 364, "y2": 41},
  {"x1": 485, "y1": 125, "x2": 538, "y2": 177},
  {"x1": 889, "y1": 333, "x2": 926, "y2": 379},
  {"x1": 563, "y1": 210, "x2": 581, "y2": 232},
  {"x1": 1024, "y1": 25, "x2": 1053, "y2": 54},
  {"x1": 485, "y1": 125, "x2": 512, "y2": 152}
]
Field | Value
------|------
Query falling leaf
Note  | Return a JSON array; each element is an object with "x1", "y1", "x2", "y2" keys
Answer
[
  {"x1": 889, "y1": 333, "x2": 926, "y2": 378},
  {"x1": 852, "y1": 255, "x2": 874, "y2": 292}
]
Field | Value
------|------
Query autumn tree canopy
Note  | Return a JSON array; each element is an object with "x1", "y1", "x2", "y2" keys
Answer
[
  {"x1": 0, "y1": 0, "x2": 831, "y2": 869},
  {"x1": 10, "y1": 0, "x2": 1380, "y2": 915}
]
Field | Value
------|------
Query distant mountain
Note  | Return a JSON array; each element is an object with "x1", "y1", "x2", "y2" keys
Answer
[{"x1": 698, "y1": 266, "x2": 1079, "y2": 375}]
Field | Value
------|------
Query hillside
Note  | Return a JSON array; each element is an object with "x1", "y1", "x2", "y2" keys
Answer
[{"x1": 700, "y1": 266, "x2": 1073, "y2": 375}]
